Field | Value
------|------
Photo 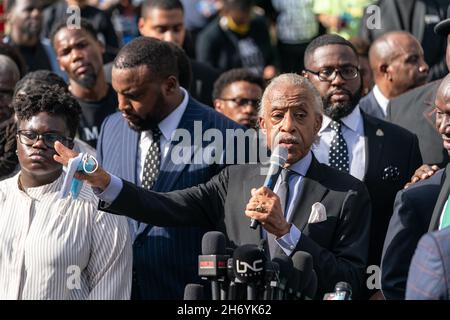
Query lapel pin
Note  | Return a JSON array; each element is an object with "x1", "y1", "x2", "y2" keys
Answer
[{"x1": 376, "y1": 129, "x2": 384, "y2": 137}]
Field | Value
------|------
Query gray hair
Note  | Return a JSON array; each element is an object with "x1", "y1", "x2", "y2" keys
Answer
[{"x1": 258, "y1": 73, "x2": 323, "y2": 118}]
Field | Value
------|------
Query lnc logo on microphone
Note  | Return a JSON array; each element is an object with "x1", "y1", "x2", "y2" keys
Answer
[{"x1": 236, "y1": 259, "x2": 264, "y2": 274}]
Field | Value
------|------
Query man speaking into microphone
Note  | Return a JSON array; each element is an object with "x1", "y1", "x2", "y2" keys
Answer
[{"x1": 54, "y1": 73, "x2": 372, "y2": 298}]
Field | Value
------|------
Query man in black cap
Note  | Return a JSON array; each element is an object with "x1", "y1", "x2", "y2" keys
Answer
[{"x1": 387, "y1": 5, "x2": 450, "y2": 172}]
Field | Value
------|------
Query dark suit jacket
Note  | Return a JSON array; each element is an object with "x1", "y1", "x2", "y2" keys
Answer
[
  {"x1": 361, "y1": 113, "x2": 422, "y2": 269},
  {"x1": 101, "y1": 156, "x2": 372, "y2": 299},
  {"x1": 406, "y1": 226, "x2": 450, "y2": 300},
  {"x1": 387, "y1": 80, "x2": 450, "y2": 167},
  {"x1": 381, "y1": 167, "x2": 447, "y2": 300},
  {"x1": 360, "y1": 0, "x2": 449, "y2": 81},
  {"x1": 96, "y1": 97, "x2": 244, "y2": 299},
  {"x1": 429, "y1": 163, "x2": 450, "y2": 231},
  {"x1": 359, "y1": 90, "x2": 385, "y2": 120}
]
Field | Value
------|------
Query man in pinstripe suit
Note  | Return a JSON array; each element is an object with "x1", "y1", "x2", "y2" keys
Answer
[{"x1": 97, "y1": 37, "x2": 245, "y2": 299}]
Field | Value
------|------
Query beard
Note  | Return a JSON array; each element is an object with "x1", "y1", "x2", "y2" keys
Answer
[
  {"x1": 322, "y1": 85, "x2": 363, "y2": 121},
  {"x1": 73, "y1": 66, "x2": 98, "y2": 89},
  {"x1": 125, "y1": 92, "x2": 165, "y2": 132},
  {"x1": 21, "y1": 20, "x2": 41, "y2": 38}
]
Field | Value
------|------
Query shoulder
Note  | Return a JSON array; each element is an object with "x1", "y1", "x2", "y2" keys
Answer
[
  {"x1": 390, "y1": 81, "x2": 440, "y2": 108},
  {"x1": 363, "y1": 112, "x2": 417, "y2": 140},
  {"x1": 187, "y1": 97, "x2": 243, "y2": 130},
  {"x1": 100, "y1": 111, "x2": 126, "y2": 130},
  {"x1": 396, "y1": 169, "x2": 444, "y2": 204},
  {"x1": 426, "y1": 228, "x2": 450, "y2": 254}
]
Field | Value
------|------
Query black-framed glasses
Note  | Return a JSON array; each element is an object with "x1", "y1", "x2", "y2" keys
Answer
[
  {"x1": 304, "y1": 66, "x2": 359, "y2": 82},
  {"x1": 17, "y1": 130, "x2": 73, "y2": 149},
  {"x1": 219, "y1": 97, "x2": 259, "y2": 108}
]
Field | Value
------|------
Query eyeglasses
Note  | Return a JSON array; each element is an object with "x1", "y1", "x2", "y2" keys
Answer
[
  {"x1": 304, "y1": 66, "x2": 359, "y2": 82},
  {"x1": 17, "y1": 130, "x2": 73, "y2": 149},
  {"x1": 219, "y1": 97, "x2": 259, "y2": 108}
]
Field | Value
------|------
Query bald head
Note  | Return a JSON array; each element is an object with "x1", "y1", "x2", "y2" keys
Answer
[
  {"x1": 0, "y1": 55, "x2": 20, "y2": 82},
  {"x1": 435, "y1": 74, "x2": 450, "y2": 154},
  {"x1": 436, "y1": 73, "x2": 450, "y2": 104},
  {"x1": 369, "y1": 31, "x2": 428, "y2": 98},
  {"x1": 0, "y1": 55, "x2": 21, "y2": 122}
]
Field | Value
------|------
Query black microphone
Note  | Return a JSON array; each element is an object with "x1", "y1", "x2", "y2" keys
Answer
[
  {"x1": 184, "y1": 283, "x2": 204, "y2": 300},
  {"x1": 263, "y1": 260, "x2": 279, "y2": 300},
  {"x1": 291, "y1": 251, "x2": 314, "y2": 298},
  {"x1": 323, "y1": 281, "x2": 352, "y2": 300},
  {"x1": 250, "y1": 146, "x2": 288, "y2": 229},
  {"x1": 198, "y1": 231, "x2": 229, "y2": 300},
  {"x1": 272, "y1": 254, "x2": 293, "y2": 300},
  {"x1": 232, "y1": 244, "x2": 266, "y2": 300},
  {"x1": 303, "y1": 270, "x2": 318, "y2": 300}
]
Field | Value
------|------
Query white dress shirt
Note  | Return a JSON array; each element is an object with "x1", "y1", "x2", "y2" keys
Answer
[
  {"x1": 312, "y1": 105, "x2": 367, "y2": 181},
  {"x1": 372, "y1": 85, "x2": 390, "y2": 117},
  {"x1": 0, "y1": 173, "x2": 132, "y2": 300}
]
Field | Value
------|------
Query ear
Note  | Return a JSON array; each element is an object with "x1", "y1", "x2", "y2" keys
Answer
[
  {"x1": 380, "y1": 63, "x2": 391, "y2": 79},
  {"x1": 302, "y1": 70, "x2": 309, "y2": 79},
  {"x1": 259, "y1": 115, "x2": 267, "y2": 134},
  {"x1": 162, "y1": 75, "x2": 178, "y2": 96},
  {"x1": 213, "y1": 99, "x2": 223, "y2": 112},
  {"x1": 138, "y1": 17, "x2": 146, "y2": 35}
]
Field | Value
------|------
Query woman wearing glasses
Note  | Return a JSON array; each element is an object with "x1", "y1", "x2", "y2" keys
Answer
[{"x1": 0, "y1": 83, "x2": 132, "y2": 299}]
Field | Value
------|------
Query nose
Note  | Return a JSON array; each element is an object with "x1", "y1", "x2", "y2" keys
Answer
[
  {"x1": 117, "y1": 94, "x2": 131, "y2": 112},
  {"x1": 241, "y1": 103, "x2": 256, "y2": 114},
  {"x1": 71, "y1": 47, "x2": 84, "y2": 62},
  {"x1": 438, "y1": 113, "x2": 450, "y2": 134},
  {"x1": 280, "y1": 111, "x2": 295, "y2": 133},
  {"x1": 330, "y1": 70, "x2": 346, "y2": 86},
  {"x1": 163, "y1": 30, "x2": 177, "y2": 43},
  {"x1": 31, "y1": 7, "x2": 42, "y2": 18},
  {"x1": 31, "y1": 136, "x2": 48, "y2": 149},
  {"x1": 419, "y1": 60, "x2": 429, "y2": 74}
]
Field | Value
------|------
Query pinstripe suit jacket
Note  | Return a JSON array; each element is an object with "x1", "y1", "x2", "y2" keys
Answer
[
  {"x1": 406, "y1": 227, "x2": 450, "y2": 300},
  {"x1": 96, "y1": 96, "x2": 244, "y2": 299}
]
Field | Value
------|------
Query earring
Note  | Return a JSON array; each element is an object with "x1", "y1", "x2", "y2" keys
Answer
[{"x1": 15, "y1": 150, "x2": 18, "y2": 155}]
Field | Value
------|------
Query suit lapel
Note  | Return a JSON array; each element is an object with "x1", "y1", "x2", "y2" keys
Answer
[
  {"x1": 362, "y1": 112, "x2": 384, "y2": 181},
  {"x1": 122, "y1": 119, "x2": 139, "y2": 183},
  {"x1": 429, "y1": 164, "x2": 450, "y2": 231},
  {"x1": 154, "y1": 98, "x2": 202, "y2": 191},
  {"x1": 243, "y1": 166, "x2": 267, "y2": 244},
  {"x1": 289, "y1": 157, "x2": 328, "y2": 232}
]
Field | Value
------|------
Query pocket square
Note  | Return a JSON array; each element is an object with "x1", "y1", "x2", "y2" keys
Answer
[
  {"x1": 382, "y1": 165, "x2": 400, "y2": 181},
  {"x1": 308, "y1": 202, "x2": 327, "y2": 224}
]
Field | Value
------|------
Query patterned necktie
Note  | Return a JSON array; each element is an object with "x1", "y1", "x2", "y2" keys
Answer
[
  {"x1": 141, "y1": 127, "x2": 162, "y2": 190},
  {"x1": 329, "y1": 120, "x2": 350, "y2": 173},
  {"x1": 439, "y1": 194, "x2": 450, "y2": 230},
  {"x1": 268, "y1": 169, "x2": 295, "y2": 258}
]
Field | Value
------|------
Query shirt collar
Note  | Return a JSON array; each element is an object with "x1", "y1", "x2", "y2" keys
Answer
[
  {"x1": 372, "y1": 85, "x2": 389, "y2": 116},
  {"x1": 320, "y1": 105, "x2": 362, "y2": 133},
  {"x1": 150, "y1": 87, "x2": 189, "y2": 141},
  {"x1": 287, "y1": 150, "x2": 312, "y2": 176}
]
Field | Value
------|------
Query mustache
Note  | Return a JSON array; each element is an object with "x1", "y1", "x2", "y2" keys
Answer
[
  {"x1": 275, "y1": 134, "x2": 301, "y2": 145},
  {"x1": 328, "y1": 88, "x2": 352, "y2": 97}
]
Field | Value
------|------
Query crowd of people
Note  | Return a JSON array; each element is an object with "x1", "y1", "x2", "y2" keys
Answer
[{"x1": 0, "y1": 0, "x2": 450, "y2": 300}]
